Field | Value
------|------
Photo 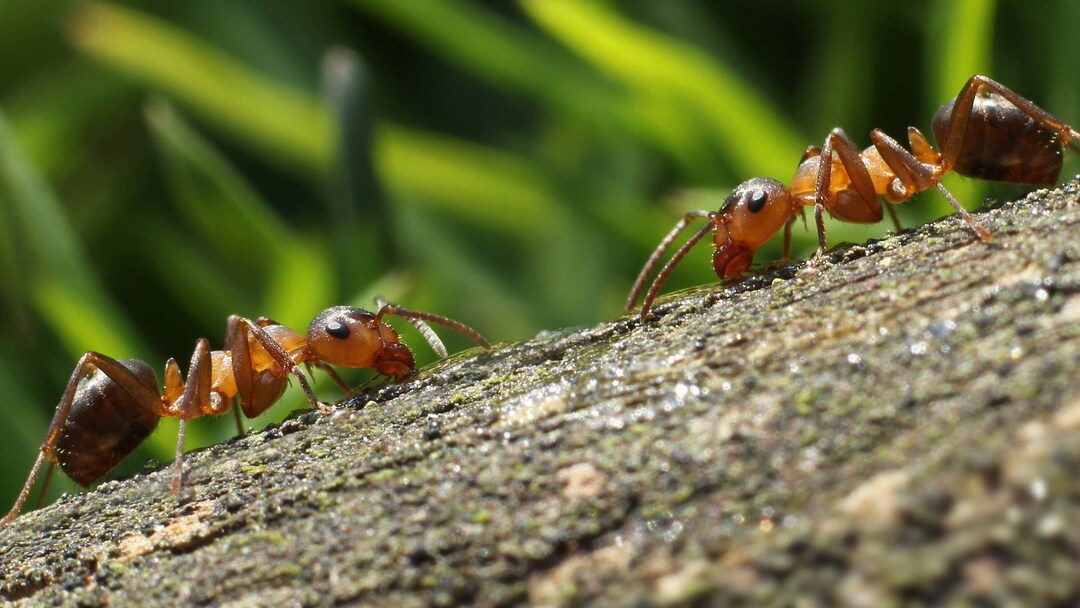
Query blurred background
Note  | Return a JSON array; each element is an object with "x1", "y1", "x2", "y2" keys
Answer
[{"x1": 1, "y1": 0, "x2": 1077, "y2": 509}]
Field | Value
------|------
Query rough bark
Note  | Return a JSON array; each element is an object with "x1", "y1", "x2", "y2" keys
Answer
[{"x1": 1, "y1": 181, "x2": 1078, "y2": 607}]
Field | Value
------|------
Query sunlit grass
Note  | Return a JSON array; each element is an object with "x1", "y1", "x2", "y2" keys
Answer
[{"x1": 69, "y1": 1, "x2": 331, "y2": 175}]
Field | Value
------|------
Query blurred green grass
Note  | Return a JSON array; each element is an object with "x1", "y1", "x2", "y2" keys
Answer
[{"x1": 0, "y1": 0, "x2": 1076, "y2": 510}]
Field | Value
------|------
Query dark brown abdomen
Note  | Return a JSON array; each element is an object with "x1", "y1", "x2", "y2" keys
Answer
[
  {"x1": 54, "y1": 360, "x2": 161, "y2": 487},
  {"x1": 933, "y1": 92, "x2": 1063, "y2": 184}
]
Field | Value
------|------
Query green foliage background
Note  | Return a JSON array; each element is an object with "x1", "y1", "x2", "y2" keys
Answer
[{"x1": 0, "y1": 0, "x2": 1077, "y2": 509}]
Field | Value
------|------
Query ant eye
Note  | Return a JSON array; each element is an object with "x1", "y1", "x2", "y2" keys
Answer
[
  {"x1": 747, "y1": 189, "x2": 768, "y2": 213},
  {"x1": 325, "y1": 320, "x2": 350, "y2": 340}
]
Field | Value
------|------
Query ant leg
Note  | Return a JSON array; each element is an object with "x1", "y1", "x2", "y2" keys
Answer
[
  {"x1": 1, "y1": 353, "x2": 167, "y2": 526},
  {"x1": 814, "y1": 129, "x2": 881, "y2": 255},
  {"x1": 939, "y1": 75, "x2": 1080, "y2": 172},
  {"x1": 812, "y1": 198, "x2": 827, "y2": 255},
  {"x1": 173, "y1": 418, "x2": 188, "y2": 495},
  {"x1": 782, "y1": 208, "x2": 812, "y2": 261},
  {"x1": 228, "y1": 316, "x2": 330, "y2": 415},
  {"x1": 871, "y1": 129, "x2": 991, "y2": 241},
  {"x1": 626, "y1": 210, "x2": 713, "y2": 312},
  {"x1": 885, "y1": 203, "x2": 902, "y2": 233},
  {"x1": 870, "y1": 129, "x2": 937, "y2": 196},
  {"x1": 907, "y1": 127, "x2": 940, "y2": 164},
  {"x1": 314, "y1": 362, "x2": 355, "y2": 395},
  {"x1": 226, "y1": 316, "x2": 292, "y2": 418},
  {"x1": 165, "y1": 339, "x2": 213, "y2": 496},
  {"x1": 782, "y1": 215, "x2": 795, "y2": 260},
  {"x1": 169, "y1": 339, "x2": 213, "y2": 419},
  {"x1": 826, "y1": 130, "x2": 879, "y2": 205},
  {"x1": 638, "y1": 218, "x2": 716, "y2": 321},
  {"x1": 374, "y1": 301, "x2": 492, "y2": 351},
  {"x1": 32, "y1": 462, "x2": 57, "y2": 510},
  {"x1": 3, "y1": 451, "x2": 50, "y2": 526},
  {"x1": 232, "y1": 406, "x2": 245, "y2": 435},
  {"x1": 355, "y1": 374, "x2": 385, "y2": 392},
  {"x1": 227, "y1": 315, "x2": 258, "y2": 415},
  {"x1": 812, "y1": 135, "x2": 836, "y2": 256}
]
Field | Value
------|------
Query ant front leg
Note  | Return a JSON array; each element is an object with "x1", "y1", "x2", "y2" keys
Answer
[
  {"x1": 781, "y1": 207, "x2": 811, "y2": 261},
  {"x1": 312, "y1": 361, "x2": 356, "y2": 396}
]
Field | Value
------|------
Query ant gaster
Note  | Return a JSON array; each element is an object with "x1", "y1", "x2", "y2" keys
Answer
[
  {"x1": 0, "y1": 300, "x2": 490, "y2": 526},
  {"x1": 626, "y1": 75, "x2": 1080, "y2": 320}
]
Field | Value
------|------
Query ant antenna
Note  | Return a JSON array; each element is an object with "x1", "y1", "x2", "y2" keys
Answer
[
  {"x1": 375, "y1": 296, "x2": 447, "y2": 358},
  {"x1": 637, "y1": 218, "x2": 717, "y2": 321},
  {"x1": 374, "y1": 298, "x2": 492, "y2": 355},
  {"x1": 626, "y1": 210, "x2": 714, "y2": 312}
]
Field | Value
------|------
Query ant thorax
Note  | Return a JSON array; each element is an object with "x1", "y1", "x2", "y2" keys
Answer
[{"x1": 250, "y1": 324, "x2": 310, "y2": 371}]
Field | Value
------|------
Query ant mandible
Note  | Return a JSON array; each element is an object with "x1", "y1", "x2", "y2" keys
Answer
[
  {"x1": 0, "y1": 299, "x2": 490, "y2": 526},
  {"x1": 626, "y1": 75, "x2": 1080, "y2": 320}
]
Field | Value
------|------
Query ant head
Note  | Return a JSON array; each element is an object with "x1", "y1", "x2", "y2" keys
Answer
[
  {"x1": 307, "y1": 306, "x2": 416, "y2": 376},
  {"x1": 370, "y1": 344, "x2": 416, "y2": 379},
  {"x1": 713, "y1": 177, "x2": 791, "y2": 278}
]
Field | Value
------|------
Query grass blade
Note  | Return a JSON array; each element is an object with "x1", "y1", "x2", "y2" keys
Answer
[
  {"x1": 70, "y1": 1, "x2": 330, "y2": 175},
  {"x1": 523, "y1": 0, "x2": 806, "y2": 180},
  {"x1": 0, "y1": 108, "x2": 144, "y2": 357},
  {"x1": 322, "y1": 48, "x2": 390, "y2": 294},
  {"x1": 145, "y1": 100, "x2": 334, "y2": 326},
  {"x1": 378, "y1": 125, "x2": 556, "y2": 237},
  {"x1": 926, "y1": 0, "x2": 997, "y2": 217}
]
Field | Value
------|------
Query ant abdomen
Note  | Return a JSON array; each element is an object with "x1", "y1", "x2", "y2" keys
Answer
[
  {"x1": 57, "y1": 359, "x2": 161, "y2": 487},
  {"x1": 933, "y1": 92, "x2": 1063, "y2": 184}
]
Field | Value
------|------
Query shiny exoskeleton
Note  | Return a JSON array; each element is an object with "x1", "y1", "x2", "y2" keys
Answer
[
  {"x1": 626, "y1": 75, "x2": 1080, "y2": 320},
  {"x1": 1, "y1": 300, "x2": 490, "y2": 526}
]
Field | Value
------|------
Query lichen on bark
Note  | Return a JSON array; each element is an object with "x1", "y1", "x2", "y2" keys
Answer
[{"x1": 0, "y1": 181, "x2": 1078, "y2": 607}]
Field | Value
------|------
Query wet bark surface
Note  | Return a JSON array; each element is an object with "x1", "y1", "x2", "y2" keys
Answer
[{"x1": 1, "y1": 181, "x2": 1078, "y2": 607}]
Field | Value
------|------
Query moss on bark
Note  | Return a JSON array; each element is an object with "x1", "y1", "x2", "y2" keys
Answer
[{"x1": 1, "y1": 181, "x2": 1078, "y2": 607}]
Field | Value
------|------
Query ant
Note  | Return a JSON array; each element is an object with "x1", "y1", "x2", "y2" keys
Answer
[
  {"x1": 0, "y1": 299, "x2": 490, "y2": 526},
  {"x1": 626, "y1": 75, "x2": 1080, "y2": 321}
]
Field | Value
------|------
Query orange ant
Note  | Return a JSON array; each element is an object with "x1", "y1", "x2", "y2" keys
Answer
[
  {"x1": 0, "y1": 299, "x2": 490, "y2": 526},
  {"x1": 626, "y1": 75, "x2": 1080, "y2": 320}
]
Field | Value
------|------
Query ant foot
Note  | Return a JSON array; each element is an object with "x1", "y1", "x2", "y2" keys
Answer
[
  {"x1": 798, "y1": 253, "x2": 827, "y2": 280},
  {"x1": 313, "y1": 401, "x2": 336, "y2": 417},
  {"x1": 174, "y1": 483, "x2": 197, "y2": 505},
  {"x1": 326, "y1": 407, "x2": 354, "y2": 422},
  {"x1": 802, "y1": 249, "x2": 827, "y2": 272}
]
